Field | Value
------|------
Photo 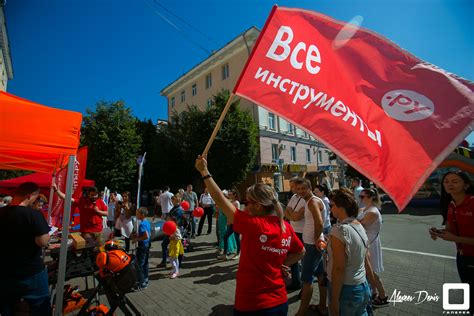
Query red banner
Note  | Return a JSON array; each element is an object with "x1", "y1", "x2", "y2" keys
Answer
[
  {"x1": 51, "y1": 147, "x2": 89, "y2": 227},
  {"x1": 234, "y1": 6, "x2": 474, "y2": 210}
]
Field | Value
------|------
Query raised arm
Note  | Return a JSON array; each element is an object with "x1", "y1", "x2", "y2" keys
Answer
[
  {"x1": 195, "y1": 156, "x2": 236, "y2": 223},
  {"x1": 52, "y1": 183, "x2": 76, "y2": 203}
]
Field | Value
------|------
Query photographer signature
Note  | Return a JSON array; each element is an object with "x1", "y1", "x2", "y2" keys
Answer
[{"x1": 388, "y1": 289, "x2": 439, "y2": 306}]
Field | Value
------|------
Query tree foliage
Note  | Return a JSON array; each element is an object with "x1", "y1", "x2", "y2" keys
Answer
[
  {"x1": 0, "y1": 170, "x2": 32, "y2": 181},
  {"x1": 149, "y1": 90, "x2": 258, "y2": 191},
  {"x1": 81, "y1": 101, "x2": 141, "y2": 191},
  {"x1": 345, "y1": 164, "x2": 370, "y2": 186},
  {"x1": 135, "y1": 119, "x2": 160, "y2": 191}
]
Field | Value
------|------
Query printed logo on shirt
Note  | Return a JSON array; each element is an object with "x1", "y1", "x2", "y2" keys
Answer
[
  {"x1": 259, "y1": 234, "x2": 267, "y2": 243},
  {"x1": 281, "y1": 236, "x2": 292, "y2": 247}
]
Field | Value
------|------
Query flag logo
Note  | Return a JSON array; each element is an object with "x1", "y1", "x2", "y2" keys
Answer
[{"x1": 381, "y1": 90, "x2": 435, "y2": 122}]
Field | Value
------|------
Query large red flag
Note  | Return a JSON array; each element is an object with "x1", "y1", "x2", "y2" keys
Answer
[
  {"x1": 234, "y1": 6, "x2": 474, "y2": 210},
  {"x1": 51, "y1": 147, "x2": 89, "y2": 227}
]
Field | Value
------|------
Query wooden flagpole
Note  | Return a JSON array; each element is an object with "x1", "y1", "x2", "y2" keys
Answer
[{"x1": 201, "y1": 94, "x2": 235, "y2": 157}]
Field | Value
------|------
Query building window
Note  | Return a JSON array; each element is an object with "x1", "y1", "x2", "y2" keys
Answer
[
  {"x1": 192, "y1": 84, "x2": 197, "y2": 96},
  {"x1": 222, "y1": 63, "x2": 229, "y2": 80},
  {"x1": 306, "y1": 148, "x2": 311, "y2": 163},
  {"x1": 290, "y1": 147, "x2": 296, "y2": 162},
  {"x1": 318, "y1": 151, "x2": 323, "y2": 163},
  {"x1": 304, "y1": 131, "x2": 308, "y2": 138},
  {"x1": 288, "y1": 122, "x2": 294, "y2": 134},
  {"x1": 207, "y1": 98, "x2": 213, "y2": 110},
  {"x1": 268, "y1": 113, "x2": 276, "y2": 130},
  {"x1": 271, "y1": 144, "x2": 278, "y2": 160},
  {"x1": 170, "y1": 97, "x2": 175, "y2": 107},
  {"x1": 180, "y1": 90, "x2": 185, "y2": 102},
  {"x1": 206, "y1": 73, "x2": 212, "y2": 89}
]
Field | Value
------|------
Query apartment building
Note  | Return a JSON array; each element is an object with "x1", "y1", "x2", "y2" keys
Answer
[
  {"x1": 0, "y1": 5, "x2": 13, "y2": 91},
  {"x1": 161, "y1": 27, "x2": 339, "y2": 192}
]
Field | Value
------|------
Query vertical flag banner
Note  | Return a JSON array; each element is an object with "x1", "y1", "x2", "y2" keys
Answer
[
  {"x1": 51, "y1": 147, "x2": 89, "y2": 227},
  {"x1": 234, "y1": 6, "x2": 474, "y2": 210}
]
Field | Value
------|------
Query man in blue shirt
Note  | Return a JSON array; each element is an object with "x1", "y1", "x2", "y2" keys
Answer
[
  {"x1": 132, "y1": 207, "x2": 151, "y2": 289},
  {"x1": 351, "y1": 177, "x2": 365, "y2": 208}
]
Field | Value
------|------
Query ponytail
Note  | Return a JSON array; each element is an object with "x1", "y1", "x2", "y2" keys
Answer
[
  {"x1": 247, "y1": 184, "x2": 287, "y2": 233},
  {"x1": 273, "y1": 199, "x2": 286, "y2": 233}
]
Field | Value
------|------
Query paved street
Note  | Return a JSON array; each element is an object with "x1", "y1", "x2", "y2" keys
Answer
[{"x1": 70, "y1": 205, "x2": 464, "y2": 315}]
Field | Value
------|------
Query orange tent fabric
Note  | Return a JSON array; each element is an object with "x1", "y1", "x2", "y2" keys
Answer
[{"x1": 0, "y1": 92, "x2": 82, "y2": 173}]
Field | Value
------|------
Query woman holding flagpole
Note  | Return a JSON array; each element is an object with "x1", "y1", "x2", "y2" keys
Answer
[{"x1": 195, "y1": 155, "x2": 304, "y2": 315}]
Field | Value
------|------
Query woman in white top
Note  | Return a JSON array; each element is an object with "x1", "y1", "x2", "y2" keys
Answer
[
  {"x1": 327, "y1": 189, "x2": 375, "y2": 315},
  {"x1": 358, "y1": 188, "x2": 388, "y2": 307},
  {"x1": 314, "y1": 184, "x2": 331, "y2": 235},
  {"x1": 114, "y1": 191, "x2": 135, "y2": 252}
]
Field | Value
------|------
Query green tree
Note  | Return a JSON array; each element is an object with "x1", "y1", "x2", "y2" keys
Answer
[
  {"x1": 81, "y1": 100, "x2": 142, "y2": 191},
  {"x1": 135, "y1": 119, "x2": 160, "y2": 191},
  {"x1": 150, "y1": 90, "x2": 258, "y2": 190},
  {"x1": 0, "y1": 170, "x2": 32, "y2": 181},
  {"x1": 345, "y1": 164, "x2": 369, "y2": 186}
]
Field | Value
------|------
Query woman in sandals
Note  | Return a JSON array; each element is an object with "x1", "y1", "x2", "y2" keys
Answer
[
  {"x1": 196, "y1": 155, "x2": 304, "y2": 315},
  {"x1": 357, "y1": 188, "x2": 388, "y2": 308}
]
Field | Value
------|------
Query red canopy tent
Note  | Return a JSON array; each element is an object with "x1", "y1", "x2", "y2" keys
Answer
[
  {"x1": 0, "y1": 92, "x2": 82, "y2": 171},
  {"x1": 0, "y1": 91, "x2": 82, "y2": 315},
  {"x1": 0, "y1": 172, "x2": 95, "y2": 196}
]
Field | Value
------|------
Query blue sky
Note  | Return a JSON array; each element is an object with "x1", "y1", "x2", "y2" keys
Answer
[{"x1": 5, "y1": 0, "x2": 474, "y2": 142}]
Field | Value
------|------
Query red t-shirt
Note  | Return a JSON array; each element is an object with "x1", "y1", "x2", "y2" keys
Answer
[
  {"x1": 233, "y1": 209, "x2": 304, "y2": 311},
  {"x1": 447, "y1": 195, "x2": 474, "y2": 256},
  {"x1": 75, "y1": 197, "x2": 107, "y2": 233}
]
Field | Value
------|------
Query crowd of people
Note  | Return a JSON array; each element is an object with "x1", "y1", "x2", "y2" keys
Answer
[
  {"x1": 193, "y1": 156, "x2": 394, "y2": 315},
  {"x1": 0, "y1": 165, "x2": 473, "y2": 315}
]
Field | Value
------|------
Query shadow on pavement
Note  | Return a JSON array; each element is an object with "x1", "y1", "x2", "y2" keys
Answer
[
  {"x1": 149, "y1": 249, "x2": 162, "y2": 259},
  {"x1": 209, "y1": 304, "x2": 234, "y2": 316},
  {"x1": 148, "y1": 272, "x2": 166, "y2": 281},
  {"x1": 181, "y1": 258, "x2": 219, "y2": 270},
  {"x1": 183, "y1": 250, "x2": 219, "y2": 261},
  {"x1": 179, "y1": 264, "x2": 238, "y2": 285}
]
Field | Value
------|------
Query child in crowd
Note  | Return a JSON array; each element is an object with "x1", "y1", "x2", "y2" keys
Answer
[
  {"x1": 169, "y1": 195, "x2": 184, "y2": 227},
  {"x1": 132, "y1": 207, "x2": 151, "y2": 289},
  {"x1": 168, "y1": 226, "x2": 184, "y2": 279}
]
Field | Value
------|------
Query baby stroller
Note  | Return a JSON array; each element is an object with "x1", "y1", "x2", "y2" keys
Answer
[
  {"x1": 169, "y1": 207, "x2": 194, "y2": 252},
  {"x1": 180, "y1": 211, "x2": 194, "y2": 252}
]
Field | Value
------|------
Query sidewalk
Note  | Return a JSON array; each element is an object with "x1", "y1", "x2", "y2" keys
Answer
[
  {"x1": 69, "y1": 222, "x2": 462, "y2": 315},
  {"x1": 130, "y1": 225, "x2": 461, "y2": 315}
]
